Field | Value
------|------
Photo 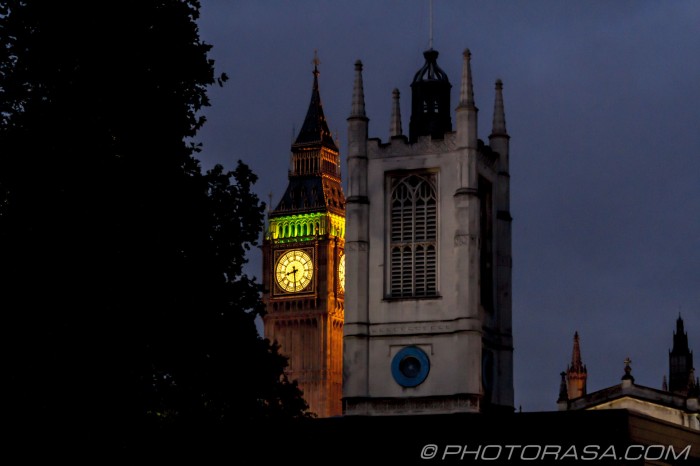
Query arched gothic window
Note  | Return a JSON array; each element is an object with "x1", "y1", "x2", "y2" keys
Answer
[{"x1": 389, "y1": 173, "x2": 437, "y2": 297}]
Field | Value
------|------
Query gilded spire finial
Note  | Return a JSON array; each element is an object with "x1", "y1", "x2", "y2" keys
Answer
[{"x1": 313, "y1": 49, "x2": 321, "y2": 75}]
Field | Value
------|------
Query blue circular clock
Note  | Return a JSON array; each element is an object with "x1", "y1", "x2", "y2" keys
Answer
[{"x1": 391, "y1": 346, "x2": 430, "y2": 387}]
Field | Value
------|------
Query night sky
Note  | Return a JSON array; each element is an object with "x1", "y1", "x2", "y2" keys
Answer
[{"x1": 195, "y1": 0, "x2": 700, "y2": 412}]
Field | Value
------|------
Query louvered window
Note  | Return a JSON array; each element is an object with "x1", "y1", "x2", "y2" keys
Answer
[{"x1": 389, "y1": 173, "x2": 437, "y2": 297}]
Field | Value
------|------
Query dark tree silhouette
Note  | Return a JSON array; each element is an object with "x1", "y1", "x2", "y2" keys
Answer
[{"x1": 0, "y1": 0, "x2": 309, "y2": 449}]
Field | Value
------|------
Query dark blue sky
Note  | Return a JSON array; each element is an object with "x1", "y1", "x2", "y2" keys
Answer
[{"x1": 195, "y1": 0, "x2": 700, "y2": 412}]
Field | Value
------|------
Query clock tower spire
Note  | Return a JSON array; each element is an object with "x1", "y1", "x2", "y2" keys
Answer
[{"x1": 262, "y1": 53, "x2": 345, "y2": 418}]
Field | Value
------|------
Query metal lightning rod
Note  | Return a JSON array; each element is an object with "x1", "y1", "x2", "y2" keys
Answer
[{"x1": 429, "y1": 0, "x2": 433, "y2": 49}]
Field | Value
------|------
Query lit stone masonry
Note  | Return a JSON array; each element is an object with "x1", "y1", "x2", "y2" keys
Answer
[
  {"x1": 343, "y1": 48, "x2": 514, "y2": 416},
  {"x1": 267, "y1": 212, "x2": 345, "y2": 243}
]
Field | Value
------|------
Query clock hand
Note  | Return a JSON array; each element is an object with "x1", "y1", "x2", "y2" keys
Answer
[{"x1": 287, "y1": 265, "x2": 299, "y2": 291}]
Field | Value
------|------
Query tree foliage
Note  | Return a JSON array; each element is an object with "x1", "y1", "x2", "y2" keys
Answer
[{"x1": 0, "y1": 0, "x2": 309, "y2": 444}]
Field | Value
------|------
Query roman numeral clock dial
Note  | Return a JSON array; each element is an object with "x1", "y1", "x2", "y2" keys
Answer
[
  {"x1": 338, "y1": 251, "x2": 345, "y2": 293},
  {"x1": 275, "y1": 249, "x2": 314, "y2": 293}
]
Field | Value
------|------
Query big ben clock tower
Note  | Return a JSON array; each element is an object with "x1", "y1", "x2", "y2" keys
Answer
[{"x1": 262, "y1": 55, "x2": 345, "y2": 418}]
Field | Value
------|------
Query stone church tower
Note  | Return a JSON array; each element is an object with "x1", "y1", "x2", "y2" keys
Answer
[
  {"x1": 262, "y1": 58, "x2": 345, "y2": 418},
  {"x1": 343, "y1": 48, "x2": 514, "y2": 415}
]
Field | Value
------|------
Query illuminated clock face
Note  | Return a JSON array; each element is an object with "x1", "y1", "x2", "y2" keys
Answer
[
  {"x1": 338, "y1": 252, "x2": 345, "y2": 293},
  {"x1": 275, "y1": 249, "x2": 313, "y2": 293}
]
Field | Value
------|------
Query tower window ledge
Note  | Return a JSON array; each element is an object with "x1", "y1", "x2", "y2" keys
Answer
[{"x1": 383, "y1": 294, "x2": 442, "y2": 302}]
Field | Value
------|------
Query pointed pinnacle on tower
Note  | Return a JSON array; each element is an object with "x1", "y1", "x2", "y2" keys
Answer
[
  {"x1": 669, "y1": 313, "x2": 694, "y2": 394},
  {"x1": 570, "y1": 331, "x2": 585, "y2": 372},
  {"x1": 457, "y1": 49, "x2": 476, "y2": 110},
  {"x1": 677, "y1": 312, "x2": 685, "y2": 333},
  {"x1": 689, "y1": 368, "x2": 697, "y2": 390},
  {"x1": 557, "y1": 372, "x2": 569, "y2": 403},
  {"x1": 313, "y1": 49, "x2": 320, "y2": 74},
  {"x1": 490, "y1": 79, "x2": 508, "y2": 137},
  {"x1": 566, "y1": 331, "x2": 587, "y2": 399},
  {"x1": 455, "y1": 48, "x2": 478, "y2": 150},
  {"x1": 390, "y1": 88, "x2": 403, "y2": 137},
  {"x1": 293, "y1": 51, "x2": 337, "y2": 152},
  {"x1": 557, "y1": 371, "x2": 570, "y2": 411},
  {"x1": 350, "y1": 60, "x2": 366, "y2": 119}
]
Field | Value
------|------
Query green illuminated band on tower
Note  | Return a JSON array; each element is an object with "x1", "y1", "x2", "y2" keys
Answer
[{"x1": 268, "y1": 212, "x2": 345, "y2": 243}]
